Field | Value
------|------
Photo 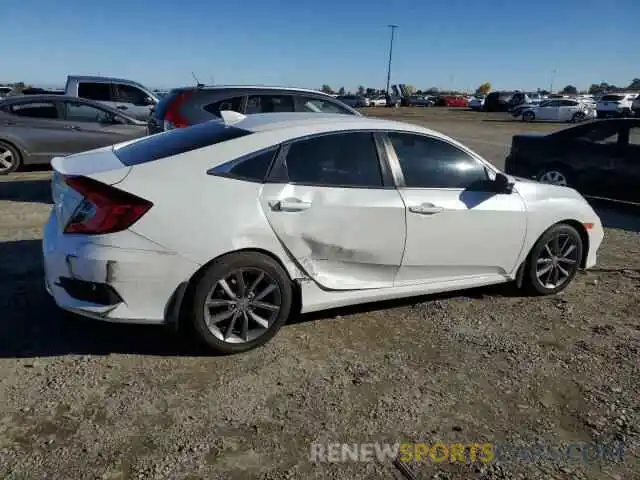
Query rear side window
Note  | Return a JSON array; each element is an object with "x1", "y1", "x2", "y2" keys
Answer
[
  {"x1": 78, "y1": 82, "x2": 112, "y2": 101},
  {"x1": 245, "y1": 95, "x2": 294, "y2": 114},
  {"x1": 9, "y1": 101, "x2": 59, "y2": 119},
  {"x1": 204, "y1": 96, "x2": 244, "y2": 117},
  {"x1": 114, "y1": 121, "x2": 252, "y2": 166}
]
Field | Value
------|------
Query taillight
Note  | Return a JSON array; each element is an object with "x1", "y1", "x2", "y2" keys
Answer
[
  {"x1": 63, "y1": 176, "x2": 152, "y2": 235},
  {"x1": 164, "y1": 90, "x2": 194, "y2": 130}
]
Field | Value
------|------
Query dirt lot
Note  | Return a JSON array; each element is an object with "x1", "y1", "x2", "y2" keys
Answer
[{"x1": 0, "y1": 108, "x2": 638, "y2": 480}]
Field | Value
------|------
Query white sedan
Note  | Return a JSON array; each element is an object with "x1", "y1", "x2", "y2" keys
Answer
[
  {"x1": 521, "y1": 99, "x2": 596, "y2": 123},
  {"x1": 43, "y1": 111, "x2": 604, "y2": 354}
]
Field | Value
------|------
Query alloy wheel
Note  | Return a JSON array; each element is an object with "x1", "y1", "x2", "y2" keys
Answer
[
  {"x1": 538, "y1": 170, "x2": 567, "y2": 186},
  {"x1": 0, "y1": 146, "x2": 15, "y2": 173},
  {"x1": 535, "y1": 233, "x2": 579, "y2": 289},
  {"x1": 203, "y1": 268, "x2": 282, "y2": 344}
]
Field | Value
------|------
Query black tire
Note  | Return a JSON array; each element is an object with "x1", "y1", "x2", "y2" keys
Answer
[
  {"x1": 0, "y1": 140, "x2": 22, "y2": 175},
  {"x1": 536, "y1": 165, "x2": 571, "y2": 187},
  {"x1": 191, "y1": 252, "x2": 293, "y2": 354},
  {"x1": 522, "y1": 111, "x2": 535, "y2": 122},
  {"x1": 523, "y1": 223, "x2": 583, "y2": 296},
  {"x1": 571, "y1": 112, "x2": 586, "y2": 123}
]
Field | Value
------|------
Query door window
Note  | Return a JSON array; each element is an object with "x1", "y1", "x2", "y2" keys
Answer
[
  {"x1": 285, "y1": 132, "x2": 383, "y2": 188},
  {"x1": 628, "y1": 126, "x2": 640, "y2": 146},
  {"x1": 204, "y1": 96, "x2": 244, "y2": 117},
  {"x1": 8, "y1": 101, "x2": 59, "y2": 119},
  {"x1": 296, "y1": 96, "x2": 352, "y2": 114},
  {"x1": 78, "y1": 82, "x2": 112, "y2": 102},
  {"x1": 65, "y1": 101, "x2": 118, "y2": 123},
  {"x1": 389, "y1": 132, "x2": 488, "y2": 189},
  {"x1": 246, "y1": 95, "x2": 294, "y2": 114},
  {"x1": 114, "y1": 84, "x2": 148, "y2": 106}
]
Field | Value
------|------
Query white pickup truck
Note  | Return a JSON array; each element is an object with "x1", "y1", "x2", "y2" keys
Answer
[{"x1": 64, "y1": 75, "x2": 160, "y2": 120}]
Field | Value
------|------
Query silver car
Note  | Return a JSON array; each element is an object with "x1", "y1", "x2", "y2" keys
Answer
[{"x1": 0, "y1": 95, "x2": 147, "y2": 174}]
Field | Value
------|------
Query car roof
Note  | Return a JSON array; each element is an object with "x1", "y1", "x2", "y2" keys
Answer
[
  {"x1": 67, "y1": 75, "x2": 142, "y2": 84},
  {"x1": 232, "y1": 112, "x2": 440, "y2": 136},
  {"x1": 170, "y1": 84, "x2": 332, "y2": 96}
]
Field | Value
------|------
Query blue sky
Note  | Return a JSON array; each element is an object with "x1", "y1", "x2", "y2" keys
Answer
[{"x1": 3, "y1": 0, "x2": 638, "y2": 92}]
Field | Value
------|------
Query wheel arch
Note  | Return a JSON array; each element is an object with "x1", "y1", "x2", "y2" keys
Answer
[
  {"x1": 515, "y1": 219, "x2": 590, "y2": 288},
  {"x1": 166, "y1": 248, "x2": 303, "y2": 330}
]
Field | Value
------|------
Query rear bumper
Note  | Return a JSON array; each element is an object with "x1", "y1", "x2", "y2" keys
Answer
[{"x1": 42, "y1": 210, "x2": 200, "y2": 324}]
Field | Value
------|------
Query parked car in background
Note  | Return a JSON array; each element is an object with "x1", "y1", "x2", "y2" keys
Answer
[
  {"x1": 407, "y1": 95, "x2": 435, "y2": 107},
  {"x1": 520, "y1": 99, "x2": 595, "y2": 123},
  {"x1": 437, "y1": 95, "x2": 468, "y2": 107},
  {"x1": 65, "y1": 75, "x2": 160, "y2": 120},
  {"x1": 505, "y1": 118, "x2": 640, "y2": 204},
  {"x1": 369, "y1": 97, "x2": 387, "y2": 106},
  {"x1": 0, "y1": 94, "x2": 147, "y2": 174},
  {"x1": 483, "y1": 91, "x2": 516, "y2": 112},
  {"x1": 468, "y1": 95, "x2": 485, "y2": 111},
  {"x1": 337, "y1": 95, "x2": 368, "y2": 108},
  {"x1": 44, "y1": 111, "x2": 603, "y2": 354},
  {"x1": 0, "y1": 86, "x2": 13, "y2": 99},
  {"x1": 596, "y1": 93, "x2": 637, "y2": 118},
  {"x1": 633, "y1": 96, "x2": 640, "y2": 117},
  {"x1": 148, "y1": 86, "x2": 360, "y2": 134}
]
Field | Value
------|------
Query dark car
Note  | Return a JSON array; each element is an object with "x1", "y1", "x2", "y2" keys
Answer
[
  {"x1": 484, "y1": 91, "x2": 528, "y2": 112},
  {"x1": 504, "y1": 119, "x2": 640, "y2": 204},
  {"x1": 148, "y1": 86, "x2": 359, "y2": 134}
]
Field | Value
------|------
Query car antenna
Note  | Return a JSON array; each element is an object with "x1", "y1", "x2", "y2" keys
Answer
[{"x1": 192, "y1": 71, "x2": 204, "y2": 88}]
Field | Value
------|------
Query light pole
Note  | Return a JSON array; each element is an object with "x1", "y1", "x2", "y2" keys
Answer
[
  {"x1": 550, "y1": 69, "x2": 557, "y2": 93},
  {"x1": 385, "y1": 24, "x2": 398, "y2": 95}
]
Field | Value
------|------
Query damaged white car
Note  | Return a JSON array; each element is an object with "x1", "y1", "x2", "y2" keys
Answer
[{"x1": 44, "y1": 111, "x2": 604, "y2": 354}]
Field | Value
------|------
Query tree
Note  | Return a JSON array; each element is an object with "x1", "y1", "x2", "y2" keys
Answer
[
  {"x1": 357, "y1": 85, "x2": 366, "y2": 96},
  {"x1": 320, "y1": 84, "x2": 333, "y2": 94},
  {"x1": 476, "y1": 82, "x2": 491, "y2": 94},
  {"x1": 628, "y1": 78, "x2": 640, "y2": 89},
  {"x1": 404, "y1": 85, "x2": 417, "y2": 95},
  {"x1": 560, "y1": 85, "x2": 578, "y2": 95},
  {"x1": 338, "y1": 86, "x2": 345, "y2": 95}
]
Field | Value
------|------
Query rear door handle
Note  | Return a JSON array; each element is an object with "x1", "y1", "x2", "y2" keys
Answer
[
  {"x1": 269, "y1": 198, "x2": 311, "y2": 212},
  {"x1": 409, "y1": 203, "x2": 444, "y2": 215}
]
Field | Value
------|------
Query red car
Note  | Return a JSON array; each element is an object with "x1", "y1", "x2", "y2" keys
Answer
[{"x1": 440, "y1": 95, "x2": 469, "y2": 108}]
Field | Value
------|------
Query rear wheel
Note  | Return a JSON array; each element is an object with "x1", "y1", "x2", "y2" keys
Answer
[
  {"x1": 537, "y1": 166, "x2": 570, "y2": 187},
  {"x1": 571, "y1": 112, "x2": 586, "y2": 123},
  {"x1": 0, "y1": 141, "x2": 21, "y2": 175},
  {"x1": 523, "y1": 224, "x2": 583, "y2": 295},
  {"x1": 191, "y1": 252, "x2": 293, "y2": 354}
]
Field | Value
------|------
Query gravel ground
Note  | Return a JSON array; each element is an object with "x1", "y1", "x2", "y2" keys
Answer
[{"x1": 0, "y1": 108, "x2": 638, "y2": 480}]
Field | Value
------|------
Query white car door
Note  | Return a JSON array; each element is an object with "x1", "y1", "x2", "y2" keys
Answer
[
  {"x1": 385, "y1": 132, "x2": 527, "y2": 285},
  {"x1": 259, "y1": 131, "x2": 406, "y2": 290}
]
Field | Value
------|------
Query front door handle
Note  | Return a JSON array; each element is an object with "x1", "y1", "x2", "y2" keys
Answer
[
  {"x1": 409, "y1": 203, "x2": 444, "y2": 215},
  {"x1": 269, "y1": 198, "x2": 312, "y2": 212}
]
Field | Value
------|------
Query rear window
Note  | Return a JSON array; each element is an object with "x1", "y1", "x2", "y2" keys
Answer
[
  {"x1": 601, "y1": 95, "x2": 624, "y2": 101},
  {"x1": 114, "y1": 121, "x2": 252, "y2": 166}
]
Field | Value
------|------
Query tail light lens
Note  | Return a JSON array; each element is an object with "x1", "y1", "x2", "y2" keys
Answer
[
  {"x1": 163, "y1": 90, "x2": 194, "y2": 130},
  {"x1": 64, "y1": 176, "x2": 152, "y2": 235}
]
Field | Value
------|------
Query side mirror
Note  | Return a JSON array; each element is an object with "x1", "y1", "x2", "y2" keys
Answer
[
  {"x1": 143, "y1": 96, "x2": 155, "y2": 106},
  {"x1": 493, "y1": 172, "x2": 514, "y2": 194}
]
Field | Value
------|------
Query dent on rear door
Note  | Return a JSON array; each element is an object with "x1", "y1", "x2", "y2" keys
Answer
[{"x1": 259, "y1": 183, "x2": 407, "y2": 290}]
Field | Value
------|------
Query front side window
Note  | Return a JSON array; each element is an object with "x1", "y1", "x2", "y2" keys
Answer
[
  {"x1": 204, "y1": 96, "x2": 244, "y2": 117},
  {"x1": 114, "y1": 84, "x2": 148, "y2": 105},
  {"x1": 78, "y1": 82, "x2": 112, "y2": 102},
  {"x1": 245, "y1": 95, "x2": 294, "y2": 114},
  {"x1": 389, "y1": 132, "x2": 488, "y2": 189},
  {"x1": 296, "y1": 96, "x2": 352, "y2": 114},
  {"x1": 285, "y1": 132, "x2": 382, "y2": 188},
  {"x1": 628, "y1": 126, "x2": 640, "y2": 146},
  {"x1": 65, "y1": 101, "x2": 117, "y2": 123},
  {"x1": 9, "y1": 101, "x2": 59, "y2": 119}
]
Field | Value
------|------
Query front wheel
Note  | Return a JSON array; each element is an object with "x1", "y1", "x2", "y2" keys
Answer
[
  {"x1": 571, "y1": 112, "x2": 586, "y2": 123},
  {"x1": 537, "y1": 166, "x2": 570, "y2": 187},
  {"x1": 0, "y1": 141, "x2": 21, "y2": 175},
  {"x1": 191, "y1": 252, "x2": 293, "y2": 354},
  {"x1": 522, "y1": 111, "x2": 535, "y2": 122},
  {"x1": 523, "y1": 224, "x2": 583, "y2": 295}
]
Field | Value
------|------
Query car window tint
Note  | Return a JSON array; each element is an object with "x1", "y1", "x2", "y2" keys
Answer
[
  {"x1": 628, "y1": 127, "x2": 640, "y2": 146},
  {"x1": 285, "y1": 132, "x2": 382, "y2": 187},
  {"x1": 65, "y1": 101, "x2": 114, "y2": 123},
  {"x1": 389, "y1": 132, "x2": 488, "y2": 189},
  {"x1": 204, "y1": 96, "x2": 244, "y2": 117},
  {"x1": 115, "y1": 84, "x2": 147, "y2": 105},
  {"x1": 9, "y1": 101, "x2": 59, "y2": 119},
  {"x1": 78, "y1": 82, "x2": 112, "y2": 101},
  {"x1": 575, "y1": 123, "x2": 619, "y2": 144},
  {"x1": 297, "y1": 96, "x2": 351, "y2": 114},
  {"x1": 246, "y1": 95, "x2": 294, "y2": 114},
  {"x1": 227, "y1": 150, "x2": 276, "y2": 182}
]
